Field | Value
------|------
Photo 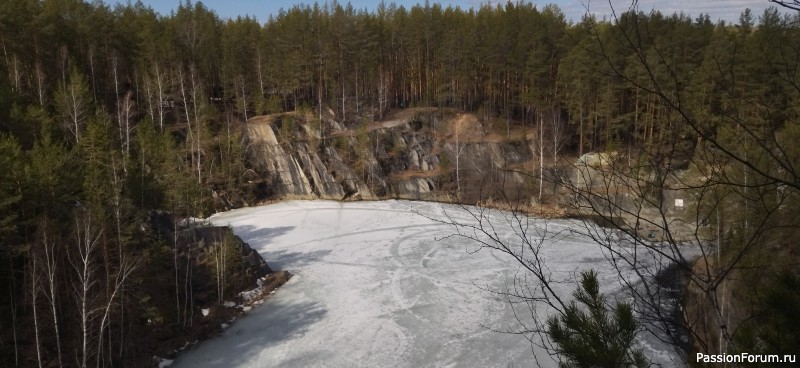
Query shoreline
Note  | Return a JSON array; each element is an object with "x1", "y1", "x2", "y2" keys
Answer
[{"x1": 154, "y1": 271, "x2": 292, "y2": 367}]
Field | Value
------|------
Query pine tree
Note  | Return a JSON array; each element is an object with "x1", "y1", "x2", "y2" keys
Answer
[{"x1": 547, "y1": 270, "x2": 650, "y2": 368}]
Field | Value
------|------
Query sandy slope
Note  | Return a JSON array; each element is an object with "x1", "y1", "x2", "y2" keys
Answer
[{"x1": 173, "y1": 200, "x2": 680, "y2": 367}]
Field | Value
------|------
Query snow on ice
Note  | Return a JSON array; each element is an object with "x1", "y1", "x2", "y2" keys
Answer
[{"x1": 173, "y1": 200, "x2": 683, "y2": 367}]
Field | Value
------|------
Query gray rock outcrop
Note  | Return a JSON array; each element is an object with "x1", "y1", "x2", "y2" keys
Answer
[{"x1": 243, "y1": 109, "x2": 535, "y2": 203}]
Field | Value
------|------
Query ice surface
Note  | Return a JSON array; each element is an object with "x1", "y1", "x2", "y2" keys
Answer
[{"x1": 173, "y1": 200, "x2": 682, "y2": 367}]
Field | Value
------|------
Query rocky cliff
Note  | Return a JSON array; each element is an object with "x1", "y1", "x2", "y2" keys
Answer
[{"x1": 245, "y1": 107, "x2": 533, "y2": 204}]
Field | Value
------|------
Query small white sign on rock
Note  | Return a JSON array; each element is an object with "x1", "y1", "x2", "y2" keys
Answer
[{"x1": 675, "y1": 199, "x2": 684, "y2": 208}]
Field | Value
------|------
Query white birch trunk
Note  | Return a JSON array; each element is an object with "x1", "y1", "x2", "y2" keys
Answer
[
  {"x1": 31, "y1": 256, "x2": 43, "y2": 368},
  {"x1": 95, "y1": 258, "x2": 138, "y2": 368},
  {"x1": 43, "y1": 229, "x2": 63, "y2": 368},
  {"x1": 539, "y1": 115, "x2": 544, "y2": 201},
  {"x1": 70, "y1": 214, "x2": 101, "y2": 368},
  {"x1": 178, "y1": 67, "x2": 196, "y2": 186},
  {"x1": 156, "y1": 65, "x2": 166, "y2": 131},
  {"x1": 190, "y1": 66, "x2": 202, "y2": 184}
]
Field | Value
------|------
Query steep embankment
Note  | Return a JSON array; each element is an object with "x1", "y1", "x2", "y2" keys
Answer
[{"x1": 137, "y1": 213, "x2": 289, "y2": 367}]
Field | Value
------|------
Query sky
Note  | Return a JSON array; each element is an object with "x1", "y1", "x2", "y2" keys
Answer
[{"x1": 111, "y1": 1, "x2": 777, "y2": 24}]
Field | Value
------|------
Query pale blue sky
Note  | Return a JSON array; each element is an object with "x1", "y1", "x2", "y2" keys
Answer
[{"x1": 111, "y1": 1, "x2": 776, "y2": 24}]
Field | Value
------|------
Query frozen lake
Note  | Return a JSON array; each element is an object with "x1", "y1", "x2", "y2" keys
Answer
[{"x1": 173, "y1": 200, "x2": 680, "y2": 367}]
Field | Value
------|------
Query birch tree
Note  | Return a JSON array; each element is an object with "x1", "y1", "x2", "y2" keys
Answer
[
  {"x1": 30, "y1": 253, "x2": 43, "y2": 368},
  {"x1": 142, "y1": 63, "x2": 170, "y2": 132},
  {"x1": 39, "y1": 220, "x2": 63, "y2": 368},
  {"x1": 69, "y1": 211, "x2": 101, "y2": 368},
  {"x1": 95, "y1": 256, "x2": 138, "y2": 368},
  {"x1": 450, "y1": 117, "x2": 469, "y2": 200},
  {"x1": 112, "y1": 55, "x2": 136, "y2": 160},
  {"x1": 54, "y1": 66, "x2": 92, "y2": 144}
]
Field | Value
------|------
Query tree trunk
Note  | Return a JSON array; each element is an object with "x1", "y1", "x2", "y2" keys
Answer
[
  {"x1": 111, "y1": 157, "x2": 126, "y2": 361},
  {"x1": 539, "y1": 115, "x2": 544, "y2": 202},
  {"x1": 239, "y1": 76, "x2": 249, "y2": 121},
  {"x1": 96, "y1": 258, "x2": 137, "y2": 368},
  {"x1": 455, "y1": 126, "x2": 461, "y2": 200},
  {"x1": 173, "y1": 222, "x2": 181, "y2": 325},
  {"x1": 71, "y1": 214, "x2": 101, "y2": 368},
  {"x1": 178, "y1": 67, "x2": 197, "y2": 187},
  {"x1": 43, "y1": 228, "x2": 63, "y2": 368},
  {"x1": 31, "y1": 256, "x2": 43, "y2": 368},
  {"x1": 9, "y1": 286, "x2": 19, "y2": 366},
  {"x1": 190, "y1": 66, "x2": 203, "y2": 185},
  {"x1": 156, "y1": 65, "x2": 166, "y2": 131},
  {"x1": 113, "y1": 57, "x2": 123, "y2": 152},
  {"x1": 35, "y1": 61, "x2": 46, "y2": 106}
]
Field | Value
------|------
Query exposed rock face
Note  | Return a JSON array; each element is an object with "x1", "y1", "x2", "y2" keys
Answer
[
  {"x1": 175, "y1": 226, "x2": 273, "y2": 280},
  {"x1": 296, "y1": 144, "x2": 346, "y2": 199},
  {"x1": 323, "y1": 145, "x2": 378, "y2": 200},
  {"x1": 148, "y1": 211, "x2": 274, "y2": 297},
  {"x1": 244, "y1": 109, "x2": 532, "y2": 203},
  {"x1": 391, "y1": 177, "x2": 436, "y2": 199},
  {"x1": 247, "y1": 120, "x2": 314, "y2": 197},
  {"x1": 577, "y1": 151, "x2": 619, "y2": 169}
]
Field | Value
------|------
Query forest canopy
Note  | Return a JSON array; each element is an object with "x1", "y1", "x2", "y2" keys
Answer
[{"x1": 1, "y1": 0, "x2": 800, "y2": 367}]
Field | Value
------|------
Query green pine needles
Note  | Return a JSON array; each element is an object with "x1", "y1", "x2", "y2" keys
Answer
[{"x1": 547, "y1": 270, "x2": 650, "y2": 368}]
